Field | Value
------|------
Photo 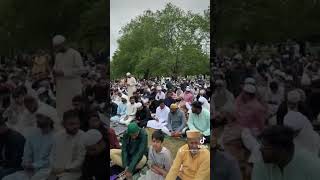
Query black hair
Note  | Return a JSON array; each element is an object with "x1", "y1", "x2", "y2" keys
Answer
[
  {"x1": 158, "y1": 99, "x2": 164, "y2": 104},
  {"x1": 152, "y1": 130, "x2": 165, "y2": 142},
  {"x1": 12, "y1": 86, "x2": 27, "y2": 98},
  {"x1": 23, "y1": 95, "x2": 37, "y2": 105},
  {"x1": 63, "y1": 110, "x2": 80, "y2": 123},
  {"x1": 191, "y1": 101, "x2": 202, "y2": 109},
  {"x1": 269, "y1": 81, "x2": 279, "y2": 91},
  {"x1": 72, "y1": 95, "x2": 84, "y2": 103},
  {"x1": 129, "y1": 96, "x2": 135, "y2": 100},
  {"x1": 259, "y1": 125, "x2": 294, "y2": 150}
]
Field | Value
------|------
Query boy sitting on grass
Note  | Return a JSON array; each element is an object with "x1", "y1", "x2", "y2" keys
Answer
[{"x1": 141, "y1": 130, "x2": 172, "y2": 180}]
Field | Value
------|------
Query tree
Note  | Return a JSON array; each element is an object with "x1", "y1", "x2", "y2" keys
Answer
[{"x1": 111, "y1": 3, "x2": 210, "y2": 80}]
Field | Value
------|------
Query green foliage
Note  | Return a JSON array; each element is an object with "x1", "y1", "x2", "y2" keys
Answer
[{"x1": 111, "y1": 3, "x2": 210, "y2": 80}]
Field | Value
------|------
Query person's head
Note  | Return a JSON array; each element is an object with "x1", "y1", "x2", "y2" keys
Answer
[
  {"x1": 12, "y1": 86, "x2": 27, "y2": 105},
  {"x1": 84, "y1": 129, "x2": 106, "y2": 156},
  {"x1": 35, "y1": 113, "x2": 54, "y2": 134},
  {"x1": 136, "y1": 102, "x2": 143, "y2": 111},
  {"x1": 52, "y1": 35, "x2": 67, "y2": 53},
  {"x1": 98, "y1": 78, "x2": 106, "y2": 86},
  {"x1": 242, "y1": 84, "x2": 256, "y2": 101},
  {"x1": 215, "y1": 80, "x2": 225, "y2": 92},
  {"x1": 269, "y1": 81, "x2": 279, "y2": 93},
  {"x1": 259, "y1": 126, "x2": 295, "y2": 164},
  {"x1": 63, "y1": 110, "x2": 80, "y2": 135},
  {"x1": 121, "y1": 97, "x2": 127, "y2": 104},
  {"x1": 88, "y1": 112, "x2": 101, "y2": 129},
  {"x1": 186, "y1": 130, "x2": 201, "y2": 155},
  {"x1": 24, "y1": 96, "x2": 39, "y2": 113},
  {"x1": 127, "y1": 122, "x2": 140, "y2": 140},
  {"x1": 0, "y1": 118, "x2": 9, "y2": 135},
  {"x1": 170, "y1": 103, "x2": 178, "y2": 113},
  {"x1": 117, "y1": 92, "x2": 122, "y2": 97},
  {"x1": 151, "y1": 130, "x2": 165, "y2": 152},
  {"x1": 159, "y1": 99, "x2": 165, "y2": 109},
  {"x1": 72, "y1": 95, "x2": 84, "y2": 111},
  {"x1": 129, "y1": 96, "x2": 135, "y2": 104},
  {"x1": 167, "y1": 91, "x2": 173, "y2": 98},
  {"x1": 191, "y1": 101, "x2": 202, "y2": 114},
  {"x1": 126, "y1": 72, "x2": 131, "y2": 78},
  {"x1": 287, "y1": 90, "x2": 300, "y2": 110}
]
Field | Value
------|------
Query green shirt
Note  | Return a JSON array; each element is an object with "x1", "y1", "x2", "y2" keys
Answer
[
  {"x1": 187, "y1": 109, "x2": 210, "y2": 136},
  {"x1": 252, "y1": 148, "x2": 320, "y2": 180},
  {"x1": 121, "y1": 128, "x2": 148, "y2": 173}
]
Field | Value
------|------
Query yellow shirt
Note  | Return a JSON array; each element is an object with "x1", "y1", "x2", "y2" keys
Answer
[{"x1": 166, "y1": 144, "x2": 210, "y2": 180}]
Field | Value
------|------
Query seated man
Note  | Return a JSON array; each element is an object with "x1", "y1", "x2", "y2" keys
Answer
[
  {"x1": 82, "y1": 129, "x2": 108, "y2": 180},
  {"x1": 165, "y1": 103, "x2": 186, "y2": 137},
  {"x1": 143, "y1": 130, "x2": 172, "y2": 180},
  {"x1": 88, "y1": 112, "x2": 120, "y2": 149},
  {"x1": 135, "y1": 102, "x2": 152, "y2": 128},
  {"x1": 119, "y1": 97, "x2": 137, "y2": 125},
  {"x1": 187, "y1": 101, "x2": 210, "y2": 143},
  {"x1": 252, "y1": 125, "x2": 320, "y2": 180},
  {"x1": 3, "y1": 111, "x2": 55, "y2": 180},
  {"x1": 110, "y1": 122, "x2": 148, "y2": 180},
  {"x1": 147, "y1": 100, "x2": 170, "y2": 131},
  {"x1": 166, "y1": 130, "x2": 210, "y2": 180},
  {"x1": 111, "y1": 97, "x2": 127, "y2": 123},
  {"x1": 164, "y1": 91, "x2": 175, "y2": 107},
  {"x1": 0, "y1": 118, "x2": 25, "y2": 179},
  {"x1": 49, "y1": 110, "x2": 86, "y2": 180}
]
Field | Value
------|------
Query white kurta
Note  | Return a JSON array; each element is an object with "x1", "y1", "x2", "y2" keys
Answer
[
  {"x1": 127, "y1": 77, "x2": 137, "y2": 98},
  {"x1": 50, "y1": 130, "x2": 86, "y2": 180},
  {"x1": 147, "y1": 106, "x2": 170, "y2": 130},
  {"x1": 53, "y1": 48, "x2": 84, "y2": 119}
]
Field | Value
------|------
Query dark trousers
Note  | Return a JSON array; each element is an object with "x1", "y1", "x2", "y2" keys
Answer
[{"x1": 0, "y1": 167, "x2": 21, "y2": 179}]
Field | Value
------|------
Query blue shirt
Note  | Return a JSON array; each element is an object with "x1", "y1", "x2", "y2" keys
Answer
[
  {"x1": 117, "y1": 103, "x2": 127, "y2": 116},
  {"x1": 23, "y1": 128, "x2": 54, "y2": 170}
]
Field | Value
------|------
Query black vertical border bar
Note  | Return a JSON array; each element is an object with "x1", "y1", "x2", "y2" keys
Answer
[
  {"x1": 106, "y1": 0, "x2": 111, "y2": 177},
  {"x1": 210, "y1": 0, "x2": 215, "y2": 178}
]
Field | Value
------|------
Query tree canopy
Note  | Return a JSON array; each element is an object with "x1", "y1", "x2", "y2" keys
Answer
[{"x1": 111, "y1": 3, "x2": 210, "y2": 80}]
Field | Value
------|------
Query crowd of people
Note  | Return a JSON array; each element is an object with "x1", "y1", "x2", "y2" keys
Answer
[
  {"x1": 0, "y1": 35, "x2": 109, "y2": 180},
  {"x1": 110, "y1": 73, "x2": 211, "y2": 179},
  {"x1": 212, "y1": 40, "x2": 320, "y2": 180}
]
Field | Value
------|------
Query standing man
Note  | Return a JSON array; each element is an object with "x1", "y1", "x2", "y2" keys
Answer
[
  {"x1": 52, "y1": 35, "x2": 85, "y2": 119},
  {"x1": 126, "y1": 72, "x2": 137, "y2": 98},
  {"x1": 166, "y1": 130, "x2": 210, "y2": 180}
]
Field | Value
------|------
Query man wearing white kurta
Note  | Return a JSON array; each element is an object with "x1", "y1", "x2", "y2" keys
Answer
[
  {"x1": 49, "y1": 110, "x2": 86, "y2": 180},
  {"x1": 147, "y1": 100, "x2": 170, "y2": 133},
  {"x1": 119, "y1": 97, "x2": 137, "y2": 125},
  {"x1": 126, "y1": 72, "x2": 137, "y2": 98},
  {"x1": 52, "y1": 35, "x2": 85, "y2": 120}
]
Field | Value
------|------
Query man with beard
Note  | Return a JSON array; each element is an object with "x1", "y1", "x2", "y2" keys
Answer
[
  {"x1": 166, "y1": 130, "x2": 210, "y2": 180},
  {"x1": 92, "y1": 78, "x2": 108, "y2": 104},
  {"x1": 252, "y1": 125, "x2": 320, "y2": 180},
  {"x1": 213, "y1": 79, "x2": 234, "y2": 112},
  {"x1": 135, "y1": 102, "x2": 152, "y2": 128},
  {"x1": 49, "y1": 110, "x2": 86, "y2": 180},
  {"x1": 52, "y1": 35, "x2": 85, "y2": 120},
  {"x1": 72, "y1": 95, "x2": 91, "y2": 131}
]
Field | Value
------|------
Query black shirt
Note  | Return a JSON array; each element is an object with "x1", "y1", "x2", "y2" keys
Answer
[{"x1": 82, "y1": 149, "x2": 108, "y2": 180}]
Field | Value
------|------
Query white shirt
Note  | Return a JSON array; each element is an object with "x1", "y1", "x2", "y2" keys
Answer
[
  {"x1": 156, "y1": 106, "x2": 170, "y2": 123},
  {"x1": 155, "y1": 91, "x2": 166, "y2": 100}
]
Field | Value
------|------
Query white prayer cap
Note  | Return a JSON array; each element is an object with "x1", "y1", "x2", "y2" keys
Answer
[
  {"x1": 199, "y1": 89, "x2": 206, "y2": 94},
  {"x1": 156, "y1": 86, "x2": 162, "y2": 90},
  {"x1": 126, "y1": 72, "x2": 131, "y2": 76},
  {"x1": 243, "y1": 84, "x2": 256, "y2": 94},
  {"x1": 284, "y1": 111, "x2": 308, "y2": 131},
  {"x1": 83, "y1": 129, "x2": 103, "y2": 146},
  {"x1": 52, "y1": 35, "x2": 66, "y2": 46},
  {"x1": 142, "y1": 98, "x2": 149, "y2": 104},
  {"x1": 287, "y1": 90, "x2": 300, "y2": 103},
  {"x1": 135, "y1": 102, "x2": 143, "y2": 108},
  {"x1": 244, "y1": 77, "x2": 256, "y2": 85},
  {"x1": 35, "y1": 105, "x2": 55, "y2": 122},
  {"x1": 186, "y1": 86, "x2": 191, "y2": 91},
  {"x1": 198, "y1": 96, "x2": 207, "y2": 104},
  {"x1": 37, "y1": 87, "x2": 47, "y2": 95}
]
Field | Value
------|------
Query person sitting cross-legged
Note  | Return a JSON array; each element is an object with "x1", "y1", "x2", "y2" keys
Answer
[{"x1": 110, "y1": 122, "x2": 148, "y2": 180}]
